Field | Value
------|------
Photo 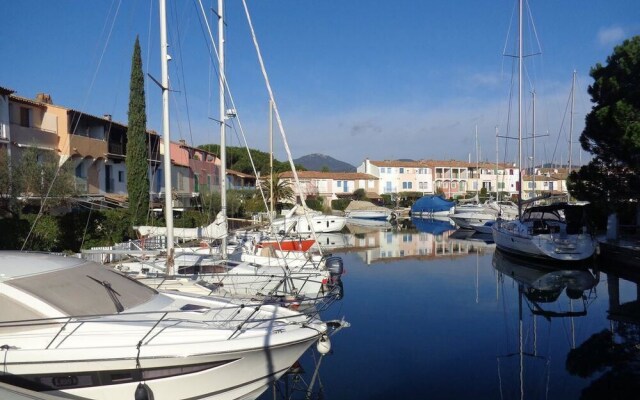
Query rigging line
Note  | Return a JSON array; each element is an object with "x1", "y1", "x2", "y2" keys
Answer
[
  {"x1": 145, "y1": 0, "x2": 154, "y2": 110},
  {"x1": 21, "y1": 0, "x2": 122, "y2": 250},
  {"x1": 168, "y1": 0, "x2": 196, "y2": 146},
  {"x1": 195, "y1": 0, "x2": 271, "y2": 215},
  {"x1": 22, "y1": 1, "x2": 124, "y2": 250},
  {"x1": 241, "y1": 0, "x2": 323, "y2": 254},
  {"x1": 550, "y1": 87, "x2": 572, "y2": 166},
  {"x1": 80, "y1": 204, "x2": 94, "y2": 250}
]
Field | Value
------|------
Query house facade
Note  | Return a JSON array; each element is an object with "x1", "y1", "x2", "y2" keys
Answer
[
  {"x1": 278, "y1": 171, "x2": 379, "y2": 206},
  {"x1": 358, "y1": 159, "x2": 433, "y2": 195}
]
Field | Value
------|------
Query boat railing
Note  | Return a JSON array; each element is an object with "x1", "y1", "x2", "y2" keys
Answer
[{"x1": 0, "y1": 303, "x2": 316, "y2": 349}]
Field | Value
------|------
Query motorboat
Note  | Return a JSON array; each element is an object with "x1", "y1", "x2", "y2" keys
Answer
[
  {"x1": 449, "y1": 211, "x2": 496, "y2": 230},
  {"x1": 344, "y1": 200, "x2": 393, "y2": 220},
  {"x1": 492, "y1": 202, "x2": 597, "y2": 262},
  {"x1": 0, "y1": 252, "x2": 327, "y2": 400}
]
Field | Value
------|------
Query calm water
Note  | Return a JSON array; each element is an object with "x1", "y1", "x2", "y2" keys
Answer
[{"x1": 260, "y1": 219, "x2": 640, "y2": 400}]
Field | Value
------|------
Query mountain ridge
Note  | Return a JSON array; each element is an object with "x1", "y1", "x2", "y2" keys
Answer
[{"x1": 293, "y1": 153, "x2": 356, "y2": 172}]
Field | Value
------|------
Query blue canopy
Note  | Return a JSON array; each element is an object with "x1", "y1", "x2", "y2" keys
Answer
[
  {"x1": 411, "y1": 217, "x2": 455, "y2": 235},
  {"x1": 411, "y1": 195, "x2": 455, "y2": 214}
]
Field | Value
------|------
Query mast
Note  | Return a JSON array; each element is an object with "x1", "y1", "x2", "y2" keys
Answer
[
  {"x1": 569, "y1": 70, "x2": 576, "y2": 179},
  {"x1": 495, "y1": 126, "x2": 499, "y2": 201},
  {"x1": 475, "y1": 125, "x2": 479, "y2": 197},
  {"x1": 159, "y1": 0, "x2": 174, "y2": 274},
  {"x1": 531, "y1": 90, "x2": 536, "y2": 199},
  {"x1": 218, "y1": 0, "x2": 228, "y2": 257},
  {"x1": 517, "y1": 0, "x2": 523, "y2": 217},
  {"x1": 269, "y1": 100, "x2": 274, "y2": 220}
]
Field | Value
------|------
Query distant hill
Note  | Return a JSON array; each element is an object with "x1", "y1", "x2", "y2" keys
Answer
[{"x1": 294, "y1": 153, "x2": 356, "y2": 172}]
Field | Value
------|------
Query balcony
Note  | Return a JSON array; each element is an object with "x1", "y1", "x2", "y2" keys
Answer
[
  {"x1": 10, "y1": 124, "x2": 58, "y2": 150},
  {"x1": 70, "y1": 135, "x2": 107, "y2": 158},
  {"x1": 108, "y1": 141, "x2": 125, "y2": 156}
]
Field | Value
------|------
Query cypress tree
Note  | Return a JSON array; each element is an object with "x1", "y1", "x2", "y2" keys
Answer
[{"x1": 126, "y1": 36, "x2": 150, "y2": 225}]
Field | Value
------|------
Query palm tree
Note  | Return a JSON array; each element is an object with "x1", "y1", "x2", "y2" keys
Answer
[{"x1": 259, "y1": 173, "x2": 294, "y2": 212}]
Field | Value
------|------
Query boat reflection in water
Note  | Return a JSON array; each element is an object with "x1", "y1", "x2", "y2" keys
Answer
[
  {"x1": 345, "y1": 217, "x2": 500, "y2": 265},
  {"x1": 259, "y1": 305, "x2": 349, "y2": 400},
  {"x1": 493, "y1": 249, "x2": 600, "y2": 399}
]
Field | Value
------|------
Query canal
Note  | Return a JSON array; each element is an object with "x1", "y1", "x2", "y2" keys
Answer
[{"x1": 261, "y1": 218, "x2": 640, "y2": 399}]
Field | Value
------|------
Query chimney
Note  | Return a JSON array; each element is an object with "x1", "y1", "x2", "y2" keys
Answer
[
  {"x1": 103, "y1": 114, "x2": 112, "y2": 121},
  {"x1": 178, "y1": 139, "x2": 186, "y2": 146},
  {"x1": 35, "y1": 93, "x2": 52, "y2": 104}
]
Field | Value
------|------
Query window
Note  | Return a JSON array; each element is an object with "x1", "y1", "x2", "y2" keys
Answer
[
  {"x1": 399, "y1": 168, "x2": 404, "y2": 174},
  {"x1": 387, "y1": 168, "x2": 392, "y2": 173},
  {"x1": 528, "y1": 181, "x2": 534, "y2": 188},
  {"x1": 20, "y1": 107, "x2": 31, "y2": 127},
  {"x1": 337, "y1": 181, "x2": 342, "y2": 187},
  {"x1": 75, "y1": 164, "x2": 83, "y2": 178},
  {"x1": 118, "y1": 171, "x2": 124, "y2": 182}
]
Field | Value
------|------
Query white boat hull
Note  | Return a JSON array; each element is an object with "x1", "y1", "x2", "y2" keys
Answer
[{"x1": 492, "y1": 220, "x2": 596, "y2": 261}]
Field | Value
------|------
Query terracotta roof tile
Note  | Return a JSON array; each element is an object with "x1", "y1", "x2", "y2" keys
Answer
[{"x1": 278, "y1": 171, "x2": 378, "y2": 180}]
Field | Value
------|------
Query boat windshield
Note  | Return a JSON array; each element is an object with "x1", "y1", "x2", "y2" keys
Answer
[{"x1": 5, "y1": 262, "x2": 157, "y2": 317}]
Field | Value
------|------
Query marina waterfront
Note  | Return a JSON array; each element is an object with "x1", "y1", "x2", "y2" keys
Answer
[{"x1": 261, "y1": 220, "x2": 640, "y2": 399}]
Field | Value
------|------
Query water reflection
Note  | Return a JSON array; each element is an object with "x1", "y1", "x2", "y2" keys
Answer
[
  {"x1": 492, "y1": 250, "x2": 601, "y2": 400},
  {"x1": 347, "y1": 217, "x2": 500, "y2": 264},
  {"x1": 267, "y1": 223, "x2": 640, "y2": 399},
  {"x1": 567, "y1": 261, "x2": 640, "y2": 398}
]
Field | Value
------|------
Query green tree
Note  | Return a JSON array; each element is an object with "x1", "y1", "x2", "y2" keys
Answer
[
  {"x1": 198, "y1": 144, "x2": 305, "y2": 176},
  {"x1": 568, "y1": 36, "x2": 640, "y2": 217},
  {"x1": 126, "y1": 36, "x2": 150, "y2": 225},
  {"x1": 19, "y1": 148, "x2": 76, "y2": 212},
  {"x1": 353, "y1": 188, "x2": 367, "y2": 200},
  {"x1": 0, "y1": 150, "x2": 19, "y2": 216},
  {"x1": 259, "y1": 173, "x2": 294, "y2": 211}
]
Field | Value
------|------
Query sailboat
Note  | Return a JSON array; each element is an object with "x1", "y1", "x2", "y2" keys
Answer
[
  {"x1": 491, "y1": 0, "x2": 596, "y2": 262},
  {"x1": 127, "y1": 0, "x2": 343, "y2": 302}
]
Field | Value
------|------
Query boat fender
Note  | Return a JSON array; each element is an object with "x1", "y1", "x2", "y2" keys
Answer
[
  {"x1": 134, "y1": 382, "x2": 153, "y2": 400},
  {"x1": 325, "y1": 256, "x2": 344, "y2": 276},
  {"x1": 316, "y1": 334, "x2": 331, "y2": 355}
]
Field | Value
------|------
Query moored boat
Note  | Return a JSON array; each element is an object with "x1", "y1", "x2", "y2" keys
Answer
[{"x1": 0, "y1": 252, "x2": 327, "y2": 400}]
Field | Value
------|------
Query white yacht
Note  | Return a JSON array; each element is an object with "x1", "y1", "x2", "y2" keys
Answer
[{"x1": 0, "y1": 252, "x2": 327, "y2": 400}]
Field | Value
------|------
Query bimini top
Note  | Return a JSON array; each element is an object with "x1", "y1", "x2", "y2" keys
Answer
[
  {"x1": 0, "y1": 251, "x2": 88, "y2": 283},
  {"x1": 411, "y1": 195, "x2": 455, "y2": 213}
]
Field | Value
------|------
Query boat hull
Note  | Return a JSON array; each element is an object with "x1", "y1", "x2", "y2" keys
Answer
[{"x1": 492, "y1": 220, "x2": 596, "y2": 262}]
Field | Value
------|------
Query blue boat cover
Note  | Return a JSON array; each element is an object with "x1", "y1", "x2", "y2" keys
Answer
[{"x1": 411, "y1": 195, "x2": 455, "y2": 214}]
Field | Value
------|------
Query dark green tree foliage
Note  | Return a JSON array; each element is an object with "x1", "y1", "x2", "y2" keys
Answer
[
  {"x1": 0, "y1": 150, "x2": 19, "y2": 216},
  {"x1": 19, "y1": 148, "x2": 76, "y2": 212},
  {"x1": 569, "y1": 36, "x2": 640, "y2": 213},
  {"x1": 199, "y1": 144, "x2": 305, "y2": 176},
  {"x1": 126, "y1": 36, "x2": 150, "y2": 225}
]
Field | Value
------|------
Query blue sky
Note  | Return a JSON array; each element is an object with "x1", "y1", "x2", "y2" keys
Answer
[{"x1": 2, "y1": 0, "x2": 639, "y2": 167}]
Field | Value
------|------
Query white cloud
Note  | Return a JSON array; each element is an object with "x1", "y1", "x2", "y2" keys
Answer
[{"x1": 597, "y1": 26, "x2": 626, "y2": 47}]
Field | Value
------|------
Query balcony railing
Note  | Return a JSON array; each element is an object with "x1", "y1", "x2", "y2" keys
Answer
[{"x1": 10, "y1": 124, "x2": 59, "y2": 149}]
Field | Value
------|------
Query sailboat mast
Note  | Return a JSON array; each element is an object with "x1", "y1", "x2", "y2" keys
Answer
[
  {"x1": 531, "y1": 90, "x2": 536, "y2": 199},
  {"x1": 159, "y1": 0, "x2": 174, "y2": 274},
  {"x1": 517, "y1": 0, "x2": 523, "y2": 217},
  {"x1": 269, "y1": 100, "x2": 274, "y2": 219},
  {"x1": 218, "y1": 0, "x2": 228, "y2": 257},
  {"x1": 475, "y1": 125, "x2": 479, "y2": 197},
  {"x1": 569, "y1": 70, "x2": 576, "y2": 176},
  {"x1": 495, "y1": 126, "x2": 499, "y2": 201}
]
